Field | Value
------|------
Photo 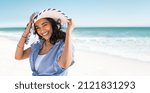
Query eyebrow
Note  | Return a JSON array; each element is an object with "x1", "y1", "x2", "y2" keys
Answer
[
  {"x1": 41, "y1": 22, "x2": 49, "y2": 25},
  {"x1": 35, "y1": 21, "x2": 49, "y2": 28}
]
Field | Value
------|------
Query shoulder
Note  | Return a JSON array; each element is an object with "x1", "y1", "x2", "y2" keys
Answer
[
  {"x1": 55, "y1": 40, "x2": 65, "y2": 47},
  {"x1": 30, "y1": 40, "x2": 43, "y2": 50},
  {"x1": 55, "y1": 39, "x2": 75, "y2": 49}
]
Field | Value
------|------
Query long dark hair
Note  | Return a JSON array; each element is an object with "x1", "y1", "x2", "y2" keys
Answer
[{"x1": 34, "y1": 18, "x2": 66, "y2": 45}]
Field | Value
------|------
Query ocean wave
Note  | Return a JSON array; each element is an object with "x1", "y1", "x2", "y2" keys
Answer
[
  {"x1": 73, "y1": 37, "x2": 150, "y2": 62},
  {"x1": 1, "y1": 30, "x2": 150, "y2": 62}
]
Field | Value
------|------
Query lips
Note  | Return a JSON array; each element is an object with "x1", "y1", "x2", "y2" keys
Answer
[{"x1": 42, "y1": 31, "x2": 49, "y2": 36}]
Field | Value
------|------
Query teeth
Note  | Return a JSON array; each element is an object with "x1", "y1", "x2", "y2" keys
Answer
[{"x1": 43, "y1": 32, "x2": 48, "y2": 36}]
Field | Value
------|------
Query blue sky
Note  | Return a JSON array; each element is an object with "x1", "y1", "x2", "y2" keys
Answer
[{"x1": 0, "y1": 0, "x2": 150, "y2": 27}]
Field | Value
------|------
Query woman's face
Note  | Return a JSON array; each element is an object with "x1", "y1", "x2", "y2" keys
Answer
[{"x1": 35, "y1": 18, "x2": 52, "y2": 40}]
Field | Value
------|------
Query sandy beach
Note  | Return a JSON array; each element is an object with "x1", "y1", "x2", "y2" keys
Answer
[{"x1": 0, "y1": 36, "x2": 150, "y2": 76}]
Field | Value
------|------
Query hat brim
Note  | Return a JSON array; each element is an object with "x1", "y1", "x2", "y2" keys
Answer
[{"x1": 33, "y1": 8, "x2": 69, "y2": 25}]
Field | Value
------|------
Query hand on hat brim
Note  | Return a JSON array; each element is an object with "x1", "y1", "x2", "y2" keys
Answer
[{"x1": 66, "y1": 19, "x2": 75, "y2": 34}]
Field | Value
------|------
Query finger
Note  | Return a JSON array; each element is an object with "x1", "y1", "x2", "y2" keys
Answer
[
  {"x1": 68, "y1": 18, "x2": 72, "y2": 22},
  {"x1": 32, "y1": 12, "x2": 36, "y2": 17}
]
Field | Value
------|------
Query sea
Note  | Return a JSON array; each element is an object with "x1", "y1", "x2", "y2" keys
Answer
[{"x1": 0, "y1": 27, "x2": 150, "y2": 62}]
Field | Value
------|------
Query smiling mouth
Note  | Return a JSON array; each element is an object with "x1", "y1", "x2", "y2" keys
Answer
[{"x1": 42, "y1": 31, "x2": 49, "y2": 36}]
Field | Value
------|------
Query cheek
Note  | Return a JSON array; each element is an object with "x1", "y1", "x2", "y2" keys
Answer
[
  {"x1": 36, "y1": 30, "x2": 42, "y2": 36},
  {"x1": 36, "y1": 30, "x2": 40, "y2": 34},
  {"x1": 50, "y1": 29, "x2": 53, "y2": 33},
  {"x1": 48, "y1": 27, "x2": 53, "y2": 33}
]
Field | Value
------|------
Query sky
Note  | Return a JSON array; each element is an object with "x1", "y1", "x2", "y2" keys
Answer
[{"x1": 0, "y1": 0, "x2": 150, "y2": 27}]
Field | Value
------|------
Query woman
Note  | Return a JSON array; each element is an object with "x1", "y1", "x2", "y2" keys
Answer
[{"x1": 15, "y1": 9, "x2": 75, "y2": 76}]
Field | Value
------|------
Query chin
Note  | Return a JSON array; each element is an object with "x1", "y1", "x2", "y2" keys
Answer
[
  {"x1": 42, "y1": 37, "x2": 48, "y2": 40},
  {"x1": 43, "y1": 36, "x2": 51, "y2": 40}
]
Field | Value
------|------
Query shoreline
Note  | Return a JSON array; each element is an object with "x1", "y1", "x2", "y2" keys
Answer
[
  {"x1": 0, "y1": 37, "x2": 150, "y2": 76},
  {"x1": 75, "y1": 48, "x2": 150, "y2": 63}
]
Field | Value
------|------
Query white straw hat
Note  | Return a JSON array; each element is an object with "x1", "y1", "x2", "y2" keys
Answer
[{"x1": 32, "y1": 8, "x2": 69, "y2": 25}]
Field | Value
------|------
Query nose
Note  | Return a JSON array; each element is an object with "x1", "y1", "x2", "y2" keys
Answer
[{"x1": 40, "y1": 27, "x2": 45, "y2": 33}]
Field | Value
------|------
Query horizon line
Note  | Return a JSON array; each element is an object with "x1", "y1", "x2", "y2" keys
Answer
[{"x1": 0, "y1": 26, "x2": 150, "y2": 28}]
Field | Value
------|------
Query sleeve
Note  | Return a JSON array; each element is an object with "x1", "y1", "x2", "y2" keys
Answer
[
  {"x1": 30, "y1": 42, "x2": 37, "y2": 50},
  {"x1": 55, "y1": 42, "x2": 75, "y2": 70},
  {"x1": 30, "y1": 43, "x2": 35, "y2": 50},
  {"x1": 30, "y1": 41, "x2": 41, "y2": 51}
]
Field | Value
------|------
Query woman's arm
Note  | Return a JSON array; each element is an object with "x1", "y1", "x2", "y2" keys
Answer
[
  {"x1": 15, "y1": 13, "x2": 35, "y2": 60},
  {"x1": 15, "y1": 28, "x2": 31, "y2": 60},
  {"x1": 58, "y1": 19, "x2": 74, "y2": 69}
]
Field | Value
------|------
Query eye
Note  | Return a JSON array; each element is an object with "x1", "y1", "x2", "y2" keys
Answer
[{"x1": 35, "y1": 27, "x2": 39, "y2": 30}]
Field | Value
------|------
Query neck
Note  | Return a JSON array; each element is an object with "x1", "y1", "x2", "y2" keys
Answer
[{"x1": 44, "y1": 40, "x2": 52, "y2": 46}]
